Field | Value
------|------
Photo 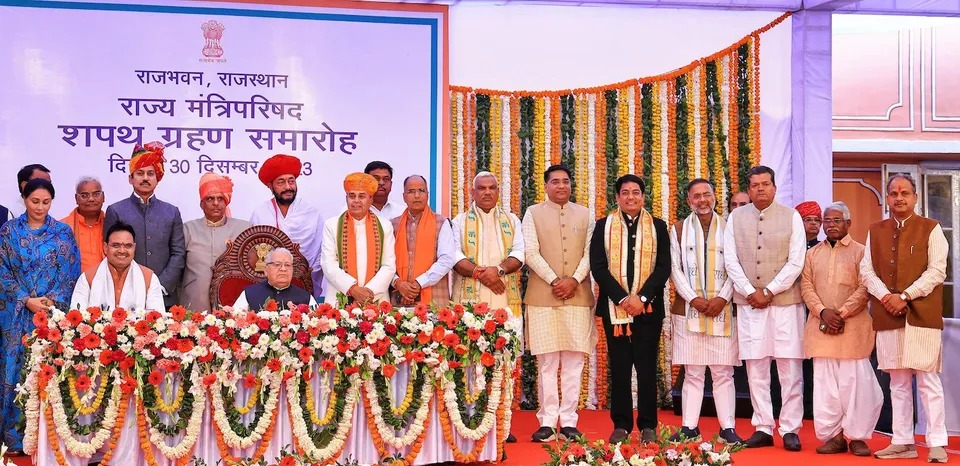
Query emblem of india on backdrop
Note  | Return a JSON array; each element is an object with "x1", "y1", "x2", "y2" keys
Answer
[{"x1": 201, "y1": 20, "x2": 225, "y2": 61}]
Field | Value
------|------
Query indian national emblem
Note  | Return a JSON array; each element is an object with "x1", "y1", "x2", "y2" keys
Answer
[{"x1": 201, "y1": 20, "x2": 225, "y2": 58}]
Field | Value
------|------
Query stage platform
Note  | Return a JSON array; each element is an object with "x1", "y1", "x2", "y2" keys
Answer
[{"x1": 6, "y1": 410, "x2": 957, "y2": 465}]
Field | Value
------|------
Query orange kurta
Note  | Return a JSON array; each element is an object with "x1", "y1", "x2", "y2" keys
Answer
[{"x1": 62, "y1": 209, "x2": 105, "y2": 271}]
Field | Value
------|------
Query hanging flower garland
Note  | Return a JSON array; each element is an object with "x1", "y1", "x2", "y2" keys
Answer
[
  {"x1": 650, "y1": 83, "x2": 663, "y2": 219},
  {"x1": 491, "y1": 95, "x2": 502, "y2": 179},
  {"x1": 533, "y1": 97, "x2": 546, "y2": 203},
  {"x1": 551, "y1": 96, "x2": 562, "y2": 166},
  {"x1": 699, "y1": 63, "x2": 709, "y2": 181},
  {"x1": 452, "y1": 91, "x2": 464, "y2": 215},
  {"x1": 594, "y1": 92, "x2": 607, "y2": 217},
  {"x1": 510, "y1": 96, "x2": 521, "y2": 214},
  {"x1": 751, "y1": 35, "x2": 762, "y2": 166},
  {"x1": 286, "y1": 373, "x2": 358, "y2": 461},
  {"x1": 728, "y1": 49, "x2": 740, "y2": 193},
  {"x1": 634, "y1": 84, "x2": 643, "y2": 177}
]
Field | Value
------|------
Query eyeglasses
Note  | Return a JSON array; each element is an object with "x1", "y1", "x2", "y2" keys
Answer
[
  {"x1": 267, "y1": 262, "x2": 293, "y2": 270},
  {"x1": 802, "y1": 217, "x2": 822, "y2": 224},
  {"x1": 108, "y1": 242, "x2": 134, "y2": 250},
  {"x1": 78, "y1": 191, "x2": 103, "y2": 200},
  {"x1": 822, "y1": 218, "x2": 846, "y2": 225}
]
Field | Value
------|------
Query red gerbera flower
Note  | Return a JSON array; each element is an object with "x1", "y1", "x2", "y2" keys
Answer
[
  {"x1": 202, "y1": 374, "x2": 217, "y2": 386},
  {"x1": 65, "y1": 310, "x2": 83, "y2": 327},
  {"x1": 493, "y1": 309, "x2": 509, "y2": 324},
  {"x1": 431, "y1": 326, "x2": 445, "y2": 343},
  {"x1": 298, "y1": 347, "x2": 313, "y2": 363},
  {"x1": 442, "y1": 333, "x2": 460, "y2": 347},
  {"x1": 147, "y1": 370, "x2": 163, "y2": 386},
  {"x1": 243, "y1": 373, "x2": 257, "y2": 388},
  {"x1": 135, "y1": 321, "x2": 151, "y2": 336},
  {"x1": 88, "y1": 307, "x2": 102, "y2": 321},
  {"x1": 267, "y1": 358, "x2": 282, "y2": 372},
  {"x1": 480, "y1": 352, "x2": 495, "y2": 367},
  {"x1": 321, "y1": 359, "x2": 335, "y2": 371},
  {"x1": 484, "y1": 320, "x2": 498, "y2": 334},
  {"x1": 112, "y1": 308, "x2": 128, "y2": 323},
  {"x1": 264, "y1": 300, "x2": 278, "y2": 312},
  {"x1": 170, "y1": 305, "x2": 187, "y2": 322},
  {"x1": 466, "y1": 328, "x2": 481, "y2": 341},
  {"x1": 145, "y1": 311, "x2": 162, "y2": 324},
  {"x1": 75, "y1": 374, "x2": 92, "y2": 392},
  {"x1": 32, "y1": 311, "x2": 48, "y2": 329},
  {"x1": 382, "y1": 364, "x2": 396, "y2": 378}
]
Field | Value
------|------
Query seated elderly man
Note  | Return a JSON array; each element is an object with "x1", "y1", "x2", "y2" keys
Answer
[
  {"x1": 70, "y1": 221, "x2": 165, "y2": 311},
  {"x1": 233, "y1": 247, "x2": 316, "y2": 311}
]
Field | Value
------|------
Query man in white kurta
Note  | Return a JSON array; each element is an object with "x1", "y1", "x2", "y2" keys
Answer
[
  {"x1": 723, "y1": 166, "x2": 806, "y2": 452},
  {"x1": 669, "y1": 179, "x2": 741, "y2": 444},
  {"x1": 451, "y1": 172, "x2": 525, "y2": 315},
  {"x1": 71, "y1": 222, "x2": 165, "y2": 312},
  {"x1": 320, "y1": 173, "x2": 396, "y2": 306},
  {"x1": 523, "y1": 165, "x2": 596, "y2": 443},
  {"x1": 859, "y1": 174, "x2": 949, "y2": 463},
  {"x1": 249, "y1": 154, "x2": 325, "y2": 297}
]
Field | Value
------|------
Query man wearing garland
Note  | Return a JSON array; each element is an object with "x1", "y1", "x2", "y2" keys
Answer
[
  {"x1": 800, "y1": 201, "x2": 881, "y2": 457},
  {"x1": 860, "y1": 174, "x2": 949, "y2": 463},
  {"x1": 320, "y1": 173, "x2": 396, "y2": 306},
  {"x1": 590, "y1": 174, "x2": 671, "y2": 445},
  {"x1": 451, "y1": 171, "x2": 524, "y2": 444},
  {"x1": 723, "y1": 165, "x2": 806, "y2": 452},
  {"x1": 390, "y1": 175, "x2": 454, "y2": 307},
  {"x1": 668, "y1": 178, "x2": 742, "y2": 444},
  {"x1": 523, "y1": 164, "x2": 596, "y2": 443}
]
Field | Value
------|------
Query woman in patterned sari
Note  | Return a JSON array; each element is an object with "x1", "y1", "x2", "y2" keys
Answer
[{"x1": 0, "y1": 178, "x2": 81, "y2": 453}]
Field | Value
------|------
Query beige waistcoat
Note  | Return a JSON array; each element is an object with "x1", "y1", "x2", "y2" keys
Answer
[
  {"x1": 732, "y1": 201, "x2": 802, "y2": 306},
  {"x1": 523, "y1": 201, "x2": 595, "y2": 308}
]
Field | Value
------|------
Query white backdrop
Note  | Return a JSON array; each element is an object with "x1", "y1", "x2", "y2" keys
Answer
[
  {"x1": 449, "y1": 4, "x2": 794, "y2": 203},
  {"x1": 0, "y1": 0, "x2": 445, "y2": 222}
]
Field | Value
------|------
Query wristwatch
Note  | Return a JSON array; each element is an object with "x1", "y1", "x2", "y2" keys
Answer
[
  {"x1": 762, "y1": 288, "x2": 772, "y2": 299},
  {"x1": 899, "y1": 292, "x2": 909, "y2": 301},
  {"x1": 640, "y1": 295, "x2": 648, "y2": 304},
  {"x1": 496, "y1": 266, "x2": 506, "y2": 277}
]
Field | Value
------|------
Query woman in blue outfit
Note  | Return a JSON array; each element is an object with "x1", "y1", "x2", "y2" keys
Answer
[{"x1": 0, "y1": 178, "x2": 81, "y2": 453}]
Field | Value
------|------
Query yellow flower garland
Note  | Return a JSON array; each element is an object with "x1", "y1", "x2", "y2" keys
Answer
[
  {"x1": 651, "y1": 84, "x2": 662, "y2": 218},
  {"x1": 152, "y1": 383, "x2": 185, "y2": 415},
  {"x1": 491, "y1": 96, "x2": 502, "y2": 183},
  {"x1": 303, "y1": 371, "x2": 339, "y2": 426},
  {"x1": 687, "y1": 72, "x2": 696, "y2": 179},
  {"x1": 67, "y1": 372, "x2": 109, "y2": 416},
  {"x1": 699, "y1": 64, "x2": 709, "y2": 181},
  {"x1": 451, "y1": 91, "x2": 462, "y2": 215},
  {"x1": 576, "y1": 96, "x2": 589, "y2": 204},
  {"x1": 533, "y1": 97, "x2": 546, "y2": 203},
  {"x1": 234, "y1": 380, "x2": 261, "y2": 416},
  {"x1": 618, "y1": 88, "x2": 630, "y2": 177},
  {"x1": 377, "y1": 370, "x2": 418, "y2": 417},
  {"x1": 635, "y1": 84, "x2": 643, "y2": 177}
]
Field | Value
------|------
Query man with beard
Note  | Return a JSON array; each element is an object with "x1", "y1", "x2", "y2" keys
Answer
[
  {"x1": 104, "y1": 142, "x2": 185, "y2": 308},
  {"x1": 71, "y1": 221, "x2": 165, "y2": 312},
  {"x1": 320, "y1": 173, "x2": 396, "y2": 305},
  {"x1": 669, "y1": 178, "x2": 742, "y2": 444},
  {"x1": 860, "y1": 174, "x2": 949, "y2": 463},
  {"x1": 723, "y1": 165, "x2": 805, "y2": 452},
  {"x1": 250, "y1": 154, "x2": 325, "y2": 297},
  {"x1": 62, "y1": 176, "x2": 107, "y2": 271},
  {"x1": 181, "y1": 173, "x2": 251, "y2": 312},
  {"x1": 365, "y1": 161, "x2": 405, "y2": 221},
  {"x1": 800, "y1": 202, "x2": 881, "y2": 457}
]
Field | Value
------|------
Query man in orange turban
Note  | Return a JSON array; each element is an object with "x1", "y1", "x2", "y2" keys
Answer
[
  {"x1": 104, "y1": 141, "x2": 185, "y2": 308},
  {"x1": 797, "y1": 201, "x2": 823, "y2": 250},
  {"x1": 249, "y1": 154, "x2": 325, "y2": 298},
  {"x1": 181, "y1": 173, "x2": 250, "y2": 312},
  {"x1": 320, "y1": 172, "x2": 396, "y2": 306}
]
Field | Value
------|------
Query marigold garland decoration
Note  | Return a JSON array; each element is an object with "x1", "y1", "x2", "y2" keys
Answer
[{"x1": 447, "y1": 12, "x2": 787, "y2": 411}]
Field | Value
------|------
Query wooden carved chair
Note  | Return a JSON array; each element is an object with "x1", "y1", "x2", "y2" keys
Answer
[{"x1": 209, "y1": 225, "x2": 314, "y2": 309}]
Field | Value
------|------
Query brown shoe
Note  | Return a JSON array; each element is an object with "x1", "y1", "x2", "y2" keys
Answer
[
  {"x1": 816, "y1": 433, "x2": 848, "y2": 454},
  {"x1": 849, "y1": 440, "x2": 871, "y2": 457}
]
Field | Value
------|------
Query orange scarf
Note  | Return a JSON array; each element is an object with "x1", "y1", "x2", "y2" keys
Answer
[
  {"x1": 394, "y1": 208, "x2": 438, "y2": 303},
  {"x1": 337, "y1": 212, "x2": 383, "y2": 287}
]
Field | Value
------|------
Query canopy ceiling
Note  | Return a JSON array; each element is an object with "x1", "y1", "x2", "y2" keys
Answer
[{"x1": 376, "y1": 0, "x2": 960, "y2": 16}]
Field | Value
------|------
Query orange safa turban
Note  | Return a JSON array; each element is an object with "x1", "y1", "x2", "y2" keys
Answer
[
  {"x1": 258, "y1": 154, "x2": 302, "y2": 186},
  {"x1": 129, "y1": 141, "x2": 167, "y2": 181},
  {"x1": 796, "y1": 201, "x2": 822, "y2": 219},
  {"x1": 343, "y1": 172, "x2": 378, "y2": 195},
  {"x1": 199, "y1": 172, "x2": 235, "y2": 216}
]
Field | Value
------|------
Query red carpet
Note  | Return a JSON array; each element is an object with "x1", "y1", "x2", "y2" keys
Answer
[
  {"x1": 5, "y1": 411, "x2": 957, "y2": 465},
  {"x1": 495, "y1": 410, "x2": 959, "y2": 466}
]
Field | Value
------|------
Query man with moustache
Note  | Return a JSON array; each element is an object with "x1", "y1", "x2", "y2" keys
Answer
[
  {"x1": 320, "y1": 173, "x2": 396, "y2": 306},
  {"x1": 181, "y1": 173, "x2": 251, "y2": 312},
  {"x1": 591, "y1": 174, "x2": 671, "y2": 445},
  {"x1": 523, "y1": 164, "x2": 596, "y2": 442},
  {"x1": 723, "y1": 166, "x2": 806, "y2": 451},
  {"x1": 62, "y1": 176, "x2": 107, "y2": 271},
  {"x1": 669, "y1": 178, "x2": 742, "y2": 444},
  {"x1": 860, "y1": 174, "x2": 949, "y2": 463},
  {"x1": 250, "y1": 154, "x2": 325, "y2": 296},
  {"x1": 801, "y1": 202, "x2": 881, "y2": 457},
  {"x1": 70, "y1": 221, "x2": 165, "y2": 312},
  {"x1": 451, "y1": 171, "x2": 524, "y2": 444},
  {"x1": 390, "y1": 175, "x2": 454, "y2": 307},
  {"x1": 104, "y1": 142, "x2": 185, "y2": 308},
  {"x1": 726, "y1": 192, "x2": 750, "y2": 219},
  {"x1": 365, "y1": 161, "x2": 405, "y2": 222}
]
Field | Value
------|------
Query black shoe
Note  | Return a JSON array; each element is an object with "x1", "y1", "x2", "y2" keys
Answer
[
  {"x1": 505, "y1": 433, "x2": 517, "y2": 443},
  {"x1": 745, "y1": 431, "x2": 775, "y2": 448},
  {"x1": 559, "y1": 426, "x2": 583, "y2": 441},
  {"x1": 531, "y1": 426, "x2": 557, "y2": 443},
  {"x1": 719, "y1": 428, "x2": 744, "y2": 445},
  {"x1": 669, "y1": 426, "x2": 701, "y2": 442},
  {"x1": 783, "y1": 433, "x2": 802, "y2": 452},
  {"x1": 609, "y1": 428, "x2": 629, "y2": 444},
  {"x1": 640, "y1": 428, "x2": 657, "y2": 444}
]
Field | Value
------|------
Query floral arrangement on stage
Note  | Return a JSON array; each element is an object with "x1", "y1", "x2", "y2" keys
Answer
[
  {"x1": 451, "y1": 12, "x2": 789, "y2": 411},
  {"x1": 16, "y1": 301, "x2": 522, "y2": 466},
  {"x1": 543, "y1": 427, "x2": 741, "y2": 466}
]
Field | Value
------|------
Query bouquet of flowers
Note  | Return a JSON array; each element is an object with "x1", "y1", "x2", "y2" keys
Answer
[{"x1": 544, "y1": 426, "x2": 741, "y2": 466}]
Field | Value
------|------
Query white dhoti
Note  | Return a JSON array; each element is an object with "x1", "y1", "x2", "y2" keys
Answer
[
  {"x1": 536, "y1": 351, "x2": 585, "y2": 428},
  {"x1": 877, "y1": 324, "x2": 947, "y2": 448},
  {"x1": 738, "y1": 302, "x2": 805, "y2": 436},
  {"x1": 812, "y1": 358, "x2": 882, "y2": 442},
  {"x1": 672, "y1": 314, "x2": 739, "y2": 430}
]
